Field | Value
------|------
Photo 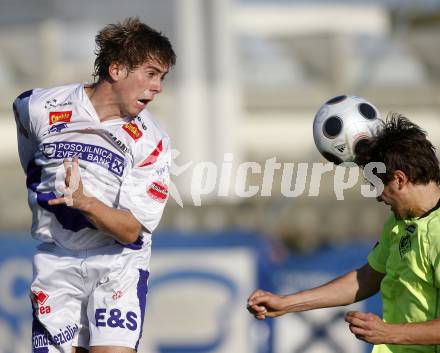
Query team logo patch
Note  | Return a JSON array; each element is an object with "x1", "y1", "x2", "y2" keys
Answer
[
  {"x1": 49, "y1": 111, "x2": 72, "y2": 125},
  {"x1": 45, "y1": 98, "x2": 72, "y2": 110},
  {"x1": 32, "y1": 290, "x2": 49, "y2": 305},
  {"x1": 399, "y1": 234, "x2": 411, "y2": 258},
  {"x1": 147, "y1": 181, "x2": 168, "y2": 203},
  {"x1": 335, "y1": 143, "x2": 346, "y2": 153},
  {"x1": 112, "y1": 290, "x2": 123, "y2": 300},
  {"x1": 32, "y1": 290, "x2": 51, "y2": 315},
  {"x1": 405, "y1": 224, "x2": 417, "y2": 234},
  {"x1": 122, "y1": 122, "x2": 143, "y2": 141},
  {"x1": 139, "y1": 140, "x2": 163, "y2": 167},
  {"x1": 46, "y1": 123, "x2": 68, "y2": 135}
]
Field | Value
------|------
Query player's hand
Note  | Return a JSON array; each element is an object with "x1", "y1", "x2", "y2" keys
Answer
[
  {"x1": 247, "y1": 289, "x2": 288, "y2": 320},
  {"x1": 48, "y1": 157, "x2": 88, "y2": 209},
  {"x1": 345, "y1": 311, "x2": 390, "y2": 344}
]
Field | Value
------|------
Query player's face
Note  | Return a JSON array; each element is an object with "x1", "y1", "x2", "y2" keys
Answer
[
  {"x1": 113, "y1": 59, "x2": 169, "y2": 117},
  {"x1": 377, "y1": 179, "x2": 409, "y2": 219}
]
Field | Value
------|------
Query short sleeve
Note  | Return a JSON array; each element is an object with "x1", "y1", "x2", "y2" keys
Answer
[
  {"x1": 13, "y1": 90, "x2": 37, "y2": 171},
  {"x1": 427, "y1": 216, "x2": 440, "y2": 288},
  {"x1": 117, "y1": 138, "x2": 171, "y2": 233},
  {"x1": 368, "y1": 216, "x2": 395, "y2": 274}
]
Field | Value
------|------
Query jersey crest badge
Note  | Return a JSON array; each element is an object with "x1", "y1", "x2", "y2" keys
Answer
[
  {"x1": 49, "y1": 111, "x2": 72, "y2": 125},
  {"x1": 405, "y1": 224, "x2": 417, "y2": 234},
  {"x1": 399, "y1": 234, "x2": 411, "y2": 258},
  {"x1": 122, "y1": 122, "x2": 143, "y2": 141},
  {"x1": 147, "y1": 181, "x2": 168, "y2": 203}
]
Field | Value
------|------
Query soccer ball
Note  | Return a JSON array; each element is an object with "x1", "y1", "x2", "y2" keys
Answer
[{"x1": 313, "y1": 95, "x2": 382, "y2": 164}]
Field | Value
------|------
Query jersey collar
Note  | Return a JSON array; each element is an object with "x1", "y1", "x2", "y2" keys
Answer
[{"x1": 419, "y1": 198, "x2": 440, "y2": 219}]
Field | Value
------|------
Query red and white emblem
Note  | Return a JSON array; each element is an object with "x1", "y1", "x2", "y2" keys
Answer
[
  {"x1": 33, "y1": 290, "x2": 49, "y2": 305},
  {"x1": 139, "y1": 140, "x2": 163, "y2": 167},
  {"x1": 122, "y1": 122, "x2": 143, "y2": 141},
  {"x1": 147, "y1": 181, "x2": 168, "y2": 203},
  {"x1": 49, "y1": 111, "x2": 72, "y2": 125}
]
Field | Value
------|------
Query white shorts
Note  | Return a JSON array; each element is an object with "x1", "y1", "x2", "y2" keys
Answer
[{"x1": 30, "y1": 242, "x2": 151, "y2": 353}]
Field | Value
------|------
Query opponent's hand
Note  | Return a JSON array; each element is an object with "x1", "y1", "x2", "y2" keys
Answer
[
  {"x1": 345, "y1": 311, "x2": 390, "y2": 344},
  {"x1": 48, "y1": 157, "x2": 88, "y2": 209},
  {"x1": 247, "y1": 289, "x2": 288, "y2": 320}
]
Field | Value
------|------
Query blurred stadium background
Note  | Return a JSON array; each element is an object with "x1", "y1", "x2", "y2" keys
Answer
[{"x1": 0, "y1": 0, "x2": 439, "y2": 352}]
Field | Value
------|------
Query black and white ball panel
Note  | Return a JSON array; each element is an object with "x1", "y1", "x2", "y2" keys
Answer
[{"x1": 323, "y1": 116, "x2": 343, "y2": 138}]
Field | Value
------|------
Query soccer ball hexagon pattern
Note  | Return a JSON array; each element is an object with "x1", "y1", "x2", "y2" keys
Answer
[{"x1": 313, "y1": 95, "x2": 383, "y2": 164}]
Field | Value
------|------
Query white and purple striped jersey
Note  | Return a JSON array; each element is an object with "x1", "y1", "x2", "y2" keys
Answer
[{"x1": 13, "y1": 83, "x2": 170, "y2": 250}]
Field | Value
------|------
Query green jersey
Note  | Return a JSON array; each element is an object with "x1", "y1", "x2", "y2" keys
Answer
[{"x1": 368, "y1": 200, "x2": 440, "y2": 353}]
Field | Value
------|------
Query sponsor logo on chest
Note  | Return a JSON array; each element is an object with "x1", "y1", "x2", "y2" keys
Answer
[
  {"x1": 42, "y1": 141, "x2": 125, "y2": 176},
  {"x1": 49, "y1": 111, "x2": 72, "y2": 125},
  {"x1": 122, "y1": 122, "x2": 143, "y2": 141}
]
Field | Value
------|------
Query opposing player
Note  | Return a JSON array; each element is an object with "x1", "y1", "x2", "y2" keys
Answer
[
  {"x1": 13, "y1": 18, "x2": 176, "y2": 353},
  {"x1": 248, "y1": 115, "x2": 440, "y2": 352}
]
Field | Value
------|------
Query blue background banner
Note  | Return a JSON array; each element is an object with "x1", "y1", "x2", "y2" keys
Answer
[{"x1": 0, "y1": 233, "x2": 380, "y2": 353}]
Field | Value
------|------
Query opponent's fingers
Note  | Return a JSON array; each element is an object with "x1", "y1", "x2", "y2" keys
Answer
[
  {"x1": 48, "y1": 197, "x2": 66, "y2": 206},
  {"x1": 70, "y1": 156, "x2": 82, "y2": 188},
  {"x1": 248, "y1": 289, "x2": 266, "y2": 301},
  {"x1": 247, "y1": 304, "x2": 267, "y2": 314},
  {"x1": 250, "y1": 305, "x2": 267, "y2": 320},
  {"x1": 71, "y1": 156, "x2": 80, "y2": 176},
  {"x1": 248, "y1": 297, "x2": 267, "y2": 308},
  {"x1": 65, "y1": 165, "x2": 72, "y2": 186},
  {"x1": 354, "y1": 334, "x2": 367, "y2": 342},
  {"x1": 248, "y1": 290, "x2": 271, "y2": 305},
  {"x1": 345, "y1": 311, "x2": 369, "y2": 321},
  {"x1": 350, "y1": 327, "x2": 371, "y2": 343},
  {"x1": 346, "y1": 316, "x2": 368, "y2": 329},
  {"x1": 349, "y1": 323, "x2": 368, "y2": 336}
]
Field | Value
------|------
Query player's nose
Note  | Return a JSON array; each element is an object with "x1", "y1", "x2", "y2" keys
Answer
[{"x1": 150, "y1": 77, "x2": 162, "y2": 93}]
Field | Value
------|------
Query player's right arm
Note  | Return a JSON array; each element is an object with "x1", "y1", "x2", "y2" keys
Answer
[{"x1": 247, "y1": 263, "x2": 384, "y2": 320}]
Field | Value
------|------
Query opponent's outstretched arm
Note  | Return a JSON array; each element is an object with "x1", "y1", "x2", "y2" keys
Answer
[
  {"x1": 247, "y1": 263, "x2": 383, "y2": 320},
  {"x1": 48, "y1": 157, "x2": 141, "y2": 244}
]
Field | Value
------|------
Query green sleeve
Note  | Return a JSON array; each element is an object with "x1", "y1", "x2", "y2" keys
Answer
[
  {"x1": 427, "y1": 216, "x2": 440, "y2": 288},
  {"x1": 368, "y1": 216, "x2": 394, "y2": 274}
]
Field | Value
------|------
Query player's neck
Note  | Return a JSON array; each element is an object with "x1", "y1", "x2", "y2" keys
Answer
[
  {"x1": 410, "y1": 182, "x2": 440, "y2": 218},
  {"x1": 85, "y1": 82, "x2": 125, "y2": 122}
]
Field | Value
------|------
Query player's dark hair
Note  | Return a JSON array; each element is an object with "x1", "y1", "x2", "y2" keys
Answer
[
  {"x1": 93, "y1": 17, "x2": 176, "y2": 82},
  {"x1": 355, "y1": 113, "x2": 440, "y2": 185}
]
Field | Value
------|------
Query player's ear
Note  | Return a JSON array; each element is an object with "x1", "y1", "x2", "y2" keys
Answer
[
  {"x1": 393, "y1": 170, "x2": 408, "y2": 190},
  {"x1": 108, "y1": 62, "x2": 126, "y2": 82}
]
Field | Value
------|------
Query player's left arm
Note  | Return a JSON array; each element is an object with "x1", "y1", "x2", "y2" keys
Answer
[
  {"x1": 346, "y1": 311, "x2": 440, "y2": 345},
  {"x1": 48, "y1": 157, "x2": 141, "y2": 244}
]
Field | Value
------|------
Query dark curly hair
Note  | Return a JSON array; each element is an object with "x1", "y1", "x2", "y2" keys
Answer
[
  {"x1": 355, "y1": 113, "x2": 440, "y2": 185},
  {"x1": 93, "y1": 17, "x2": 176, "y2": 82}
]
